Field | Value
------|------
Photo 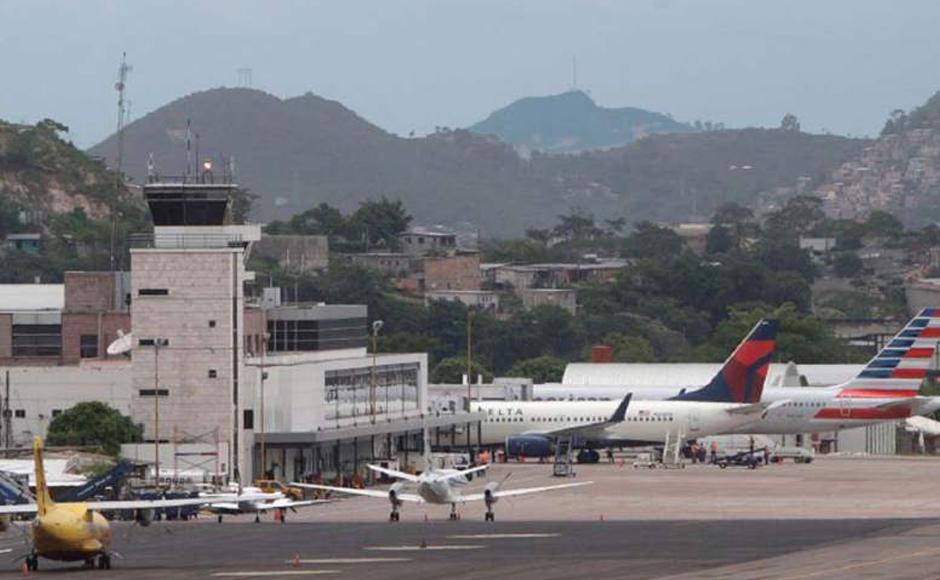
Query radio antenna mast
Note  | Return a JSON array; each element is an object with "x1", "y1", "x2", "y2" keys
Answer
[{"x1": 110, "y1": 52, "x2": 132, "y2": 272}]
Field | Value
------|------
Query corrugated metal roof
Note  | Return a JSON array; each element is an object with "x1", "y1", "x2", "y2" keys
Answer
[
  {"x1": 562, "y1": 363, "x2": 863, "y2": 388},
  {"x1": 0, "y1": 284, "x2": 64, "y2": 312}
]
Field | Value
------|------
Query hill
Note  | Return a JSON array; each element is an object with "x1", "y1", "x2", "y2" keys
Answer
[
  {"x1": 469, "y1": 90, "x2": 693, "y2": 154},
  {"x1": 89, "y1": 88, "x2": 866, "y2": 235},
  {"x1": 812, "y1": 91, "x2": 940, "y2": 227},
  {"x1": 0, "y1": 119, "x2": 146, "y2": 280}
]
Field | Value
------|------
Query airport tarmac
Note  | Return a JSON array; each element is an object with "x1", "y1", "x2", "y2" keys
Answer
[{"x1": 2, "y1": 457, "x2": 940, "y2": 578}]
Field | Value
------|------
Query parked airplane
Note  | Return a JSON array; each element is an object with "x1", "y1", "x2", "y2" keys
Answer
[
  {"x1": 531, "y1": 310, "x2": 940, "y2": 434},
  {"x1": 203, "y1": 484, "x2": 327, "y2": 523},
  {"x1": 473, "y1": 320, "x2": 780, "y2": 459},
  {"x1": 293, "y1": 451, "x2": 590, "y2": 522},
  {"x1": 0, "y1": 437, "x2": 213, "y2": 571}
]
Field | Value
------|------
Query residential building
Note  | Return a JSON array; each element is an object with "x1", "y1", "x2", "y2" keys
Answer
[
  {"x1": 520, "y1": 288, "x2": 577, "y2": 314},
  {"x1": 253, "y1": 234, "x2": 329, "y2": 273},
  {"x1": 425, "y1": 290, "x2": 499, "y2": 312}
]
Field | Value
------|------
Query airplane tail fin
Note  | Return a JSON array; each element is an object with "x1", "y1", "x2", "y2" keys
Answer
[
  {"x1": 834, "y1": 308, "x2": 940, "y2": 397},
  {"x1": 33, "y1": 436, "x2": 54, "y2": 516},
  {"x1": 671, "y1": 319, "x2": 778, "y2": 403}
]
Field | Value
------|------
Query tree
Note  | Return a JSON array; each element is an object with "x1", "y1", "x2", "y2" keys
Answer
[
  {"x1": 763, "y1": 196, "x2": 827, "y2": 242},
  {"x1": 705, "y1": 224, "x2": 734, "y2": 254},
  {"x1": 431, "y1": 357, "x2": 493, "y2": 384},
  {"x1": 597, "y1": 333, "x2": 656, "y2": 362},
  {"x1": 46, "y1": 402, "x2": 142, "y2": 456},
  {"x1": 833, "y1": 252, "x2": 863, "y2": 278},
  {"x1": 229, "y1": 187, "x2": 258, "y2": 224},
  {"x1": 711, "y1": 202, "x2": 759, "y2": 249},
  {"x1": 623, "y1": 222, "x2": 684, "y2": 259},
  {"x1": 780, "y1": 113, "x2": 800, "y2": 132},
  {"x1": 553, "y1": 208, "x2": 601, "y2": 242},
  {"x1": 507, "y1": 355, "x2": 567, "y2": 383},
  {"x1": 348, "y1": 198, "x2": 413, "y2": 248},
  {"x1": 696, "y1": 304, "x2": 866, "y2": 364},
  {"x1": 288, "y1": 202, "x2": 347, "y2": 237},
  {"x1": 864, "y1": 210, "x2": 903, "y2": 239}
]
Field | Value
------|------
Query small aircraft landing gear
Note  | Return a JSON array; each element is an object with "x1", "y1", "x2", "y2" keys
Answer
[
  {"x1": 217, "y1": 515, "x2": 224, "y2": 524},
  {"x1": 25, "y1": 554, "x2": 38, "y2": 571},
  {"x1": 448, "y1": 503, "x2": 460, "y2": 521},
  {"x1": 389, "y1": 510, "x2": 400, "y2": 522},
  {"x1": 484, "y1": 510, "x2": 495, "y2": 522},
  {"x1": 97, "y1": 553, "x2": 112, "y2": 570},
  {"x1": 254, "y1": 514, "x2": 261, "y2": 523}
]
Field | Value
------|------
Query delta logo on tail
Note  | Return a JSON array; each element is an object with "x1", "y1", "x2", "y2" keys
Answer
[
  {"x1": 835, "y1": 308, "x2": 940, "y2": 399},
  {"x1": 671, "y1": 319, "x2": 778, "y2": 404}
]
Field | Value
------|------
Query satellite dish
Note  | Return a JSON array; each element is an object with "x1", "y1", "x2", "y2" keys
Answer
[{"x1": 107, "y1": 330, "x2": 133, "y2": 356}]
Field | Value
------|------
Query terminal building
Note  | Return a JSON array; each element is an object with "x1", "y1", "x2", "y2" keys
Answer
[{"x1": 0, "y1": 174, "x2": 483, "y2": 484}]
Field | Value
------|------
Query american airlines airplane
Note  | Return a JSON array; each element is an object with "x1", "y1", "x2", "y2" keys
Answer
[
  {"x1": 472, "y1": 320, "x2": 780, "y2": 457},
  {"x1": 531, "y1": 309, "x2": 940, "y2": 435}
]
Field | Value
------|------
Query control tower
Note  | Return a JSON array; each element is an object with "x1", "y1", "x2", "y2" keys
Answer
[{"x1": 130, "y1": 175, "x2": 260, "y2": 483}]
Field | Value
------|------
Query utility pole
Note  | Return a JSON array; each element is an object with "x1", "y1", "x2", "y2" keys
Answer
[
  {"x1": 370, "y1": 321, "x2": 383, "y2": 424},
  {"x1": 259, "y1": 333, "x2": 268, "y2": 479},
  {"x1": 466, "y1": 310, "x2": 473, "y2": 411}
]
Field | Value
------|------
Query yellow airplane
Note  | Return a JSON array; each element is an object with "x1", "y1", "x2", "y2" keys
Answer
[{"x1": 0, "y1": 436, "x2": 211, "y2": 571}]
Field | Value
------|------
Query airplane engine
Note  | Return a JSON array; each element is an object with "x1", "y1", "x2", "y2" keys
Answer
[
  {"x1": 134, "y1": 508, "x2": 154, "y2": 527},
  {"x1": 483, "y1": 482, "x2": 500, "y2": 506},
  {"x1": 388, "y1": 482, "x2": 404, "y2": 507},
  {"x1": 505, "y1": 435, "x2": 553, "y2": 458}
]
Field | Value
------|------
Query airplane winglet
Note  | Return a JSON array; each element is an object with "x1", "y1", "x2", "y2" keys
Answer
[{"x1": 610, "y1": 394, "x2": 631, "y2": 423}]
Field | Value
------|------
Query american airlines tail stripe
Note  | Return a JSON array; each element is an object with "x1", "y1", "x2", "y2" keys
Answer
[
  {"x1": 888, "y1": 339, "x2": 915, "y2": 348},
  {"x1": 865, "y1": 359, "x2": 900, "y2": 369},
  {"x1": 894, "y1": 359, "x2": 933, "y2": 369},
  {"x1": 904, "y1": 347, "x2": 936, "y2": 358},
  {"x1": 815, "y1": 407, "x2": 912, "y2": 420},
  {"x1": 891, "y1": 368, "x2": 927, "y2": 379},
  {"x1": 836, "y1": 388, "x2": 920, "y2": 398},
  {"x1": 917, "y1": 328, "x2": 940, "y2": 338}
]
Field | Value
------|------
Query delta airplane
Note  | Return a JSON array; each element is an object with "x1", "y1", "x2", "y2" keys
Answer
[
  {"x1": 473, "y1": 320, "x2": 780, "y2": 458},
  {"x1": 293, "y1": 451, "x2": 590, "y2": 522},
  {"x1": 0, "y1": 437, "x2": 214, "y2": 571},
  {"x1": 531, "y1": 309, "x2": 940, "y2": 435}
]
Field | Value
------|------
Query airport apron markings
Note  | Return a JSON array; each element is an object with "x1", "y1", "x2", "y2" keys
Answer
[
  {"x1": 447, "y1": 533, "x2": 560, "y2": 539},
  {"x1": 365, "y1": 545, "x2": 485, "y2": 551},
  {"x1": 286, "y1": 558, "x2": 412, "y2": 564},
  {"x1": 212, "y1": 571, "x2": 340, "y2": 577}
]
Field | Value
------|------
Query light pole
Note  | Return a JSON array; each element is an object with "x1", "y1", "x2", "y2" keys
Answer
[
  {"x1": 370, "y1": 320, "x2": 383, "y2": 424},
  {"x1": 259, "y1": 333, "x2": 269, "y2": 480},
  {"x1": 466, "y1": 309, "x2": 473, "y2": 411},
  {"x1": 152, "y1": 338, "x2": 168, "y2": 486}
]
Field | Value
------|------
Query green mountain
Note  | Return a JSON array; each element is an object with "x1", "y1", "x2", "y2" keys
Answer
[
  {"x1": 88, "y1": 88, "x2": 865, "y2": 235},
  {"x1": 469, "y1": 90, "x2": 693, "y2": 154}
]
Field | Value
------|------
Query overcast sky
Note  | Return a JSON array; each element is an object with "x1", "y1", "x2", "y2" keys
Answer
[{"x1": 2, "y1": 0, "x2": 939, "y2": 148}]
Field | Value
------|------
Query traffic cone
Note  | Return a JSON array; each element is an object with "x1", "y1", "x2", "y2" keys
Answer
[
  {"x1": 292, "y1": 553, "x2": 300, "y2": 567},
  {"x1": 598, "y1": 513, "x2": 605, "y2": 522},
  {"x1": 21, "y1": 562, "x2": 28, "y2": 577}
]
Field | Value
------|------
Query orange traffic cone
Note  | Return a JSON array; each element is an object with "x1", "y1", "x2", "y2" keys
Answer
[
  {"x1": 21, "y1": 562, "x2": 28, "y2": 577},
  {"x1": 292, "y1": 553, "x2": 300, "y2": 567}
]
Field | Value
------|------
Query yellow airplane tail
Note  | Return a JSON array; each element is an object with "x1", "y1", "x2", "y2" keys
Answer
[{"x1": 33, "y1": 436, "x2": 53, "y2": 516}]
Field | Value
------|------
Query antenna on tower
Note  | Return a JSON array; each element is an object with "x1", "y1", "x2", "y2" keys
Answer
[
  {"x1": 236, "y1": 67, "x2": 253, "y2": 88},
  {"x1": 110, "y1": 51, "x2": 132, "y2": 273}
]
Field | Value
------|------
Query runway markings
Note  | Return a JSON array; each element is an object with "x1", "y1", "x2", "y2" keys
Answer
[
  {"x1": 211, "y1": 571, "x2": 339, "y2": 577},
  {"x1": 448, "y1": 533, "x2": 560, "y2": 539},
  {"x1": 288, "y1": 558, "x2": 411, "y2": 564},
  {"x1": 365, "y1": 545, "x2": 485, "y2": 551},
  {"x1": 0, "y1": 548, "x2": 14, "y2": 554}
]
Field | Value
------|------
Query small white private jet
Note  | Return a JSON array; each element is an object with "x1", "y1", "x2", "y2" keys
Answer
[
  {"x1": 202, "y1": 484, "x2": 328, "y2": 523},
  {"x1": 293, "y1": 453, "x2": 590, "y2": 522}
]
